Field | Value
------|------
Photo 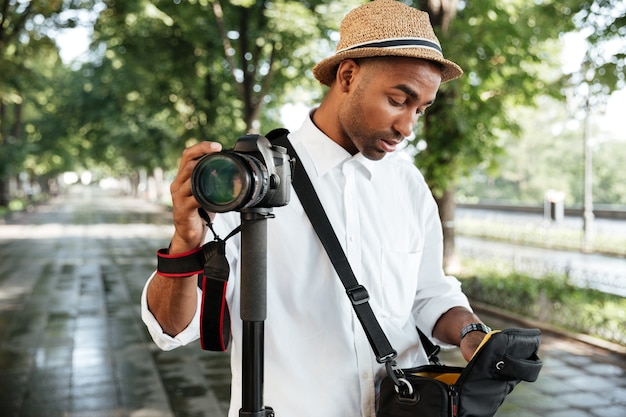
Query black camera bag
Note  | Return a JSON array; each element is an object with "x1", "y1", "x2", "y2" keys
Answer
[{"x1": 378, "y1": 328, "x2": 542, "y2": 417}]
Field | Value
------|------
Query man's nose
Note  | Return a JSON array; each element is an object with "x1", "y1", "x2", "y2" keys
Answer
[{"x1": 394, "y1": 110, "x2": 419, "y2": 138}]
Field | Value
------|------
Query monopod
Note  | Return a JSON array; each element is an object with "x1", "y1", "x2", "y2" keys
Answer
[{"x1": 238, "y1": 207, "x2": 275, "y2": 417}]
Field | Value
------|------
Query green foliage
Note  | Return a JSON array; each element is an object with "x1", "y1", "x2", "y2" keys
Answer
[
  {"x1": 1, "y1": 0, "x2": 625, "y2": 208},
  {"x1": 570, "y1": 0, "x2": 626, "y2": 93},
  {"x1": 459, "y1": 264, "x2": 626, "y2": 345},
  {"x1": 70, "y1": 0, "x2": 335, "y2": 177},
  {"x1": 409, "y1": 0, "x2": 587, "y2": 197},
  {"x1": 456, "y1": 95, "x2": 626, "y2": 206},
  {"x1": 0, "y1": 0, "x2": 100, "y2": 202}
]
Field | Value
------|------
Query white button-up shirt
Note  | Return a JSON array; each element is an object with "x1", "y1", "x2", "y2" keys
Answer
[{"x1": 141, "y1": 112, "x2": 471, "y2": 417}]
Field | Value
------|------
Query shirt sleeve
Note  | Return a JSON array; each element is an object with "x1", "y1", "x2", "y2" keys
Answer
[
  {"x1": 412, "y1": 188, "x2": 473, "y2": 346},
  {"x1": 140, "y1": 272, "x2": 202, "y2": 351},
  {"x1": 413, "y1": 275, "x2": 473, "y2": 347}
]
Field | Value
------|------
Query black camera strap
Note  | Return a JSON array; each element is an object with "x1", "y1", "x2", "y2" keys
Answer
[
  {"x1": 198, "y1": 209, "x2": 241, "y2": 352},
  {"x1": 193, "y1": 129, "x2": 440, "y2": 366},
  {"x1": 270, "y1": 131, "x2": 402, "y2": 365}
]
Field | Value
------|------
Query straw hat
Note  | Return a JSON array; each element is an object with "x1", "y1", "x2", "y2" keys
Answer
[{"x1": 313, "y1": 0, "x2": 463, "y2": 86}]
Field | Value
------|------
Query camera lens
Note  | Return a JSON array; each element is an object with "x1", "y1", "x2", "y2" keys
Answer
[{"x1": 191, "y1": 152, "x2": 269, "y2": 212}]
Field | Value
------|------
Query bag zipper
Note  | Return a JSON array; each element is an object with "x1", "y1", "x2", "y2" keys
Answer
[{"x1": 449, "y1": 384, "x2": 459, "y2": 417}]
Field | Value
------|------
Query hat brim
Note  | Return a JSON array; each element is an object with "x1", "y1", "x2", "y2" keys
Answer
[{"x1": 313, "y1": 48, "x2": 463, "y2": 86}]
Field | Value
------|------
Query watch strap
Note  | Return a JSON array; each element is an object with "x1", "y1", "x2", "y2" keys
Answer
[{"x1": 460, "y1": 322, "x2": 492, "y2": 340}]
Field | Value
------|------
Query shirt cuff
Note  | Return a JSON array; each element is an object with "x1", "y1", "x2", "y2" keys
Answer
[
  {"x1": 140, "y1": 271, "x2": 202, "y2": 351},
  {"x1": 414, "y1": 284, "x2": 473, "y2": 348}
]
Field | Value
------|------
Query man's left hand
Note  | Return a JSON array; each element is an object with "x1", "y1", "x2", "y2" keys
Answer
[{"x1": 459, "y1": 330, "x2": 487, "y2": 362}]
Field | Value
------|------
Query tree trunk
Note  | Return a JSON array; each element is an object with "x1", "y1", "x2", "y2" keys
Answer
[
  {"x1": 0, "y1": 179, "x2": 8, "y2": 207},
  {"x1": 0, "y1": 101, "x2": 7, "y2": 207},
  {"x1": 210, "y1": 0, "x2": 271, "y2": 134},
  {"x1": 420, "y1": 0, "x2": 460, "y2": 272},
  {"x1": 419, "y1": 0, "x2": 458, "y2": 32},
  {"x1": 434, "y1": 187, "x2": 459, "y2": 273}
]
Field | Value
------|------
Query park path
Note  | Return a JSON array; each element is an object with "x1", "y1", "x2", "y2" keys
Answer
[{"x1": 0, "y1": 185, "x2": 623, "y2": 417}]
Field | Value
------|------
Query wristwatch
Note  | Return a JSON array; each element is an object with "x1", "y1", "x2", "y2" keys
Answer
[{"x1": 460, "y1": 323, "x2": 492, "y2": 340}]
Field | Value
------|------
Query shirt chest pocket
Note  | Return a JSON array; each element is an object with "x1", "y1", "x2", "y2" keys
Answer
[{"x1": 378, "y1": 249, "x2": 422, "y2": 320}]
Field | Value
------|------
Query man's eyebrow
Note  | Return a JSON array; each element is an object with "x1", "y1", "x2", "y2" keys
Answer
[
  {"x1": 393, "y1": 84, "x2": 418, "y2": 100},
  {"x1": 393, "y1": 84, "x2": 436, "y2": 106}
]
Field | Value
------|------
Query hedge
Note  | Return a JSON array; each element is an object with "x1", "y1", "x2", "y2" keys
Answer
[{"x1": 458, "y1": 265, "x2": 626, "y2": 346}]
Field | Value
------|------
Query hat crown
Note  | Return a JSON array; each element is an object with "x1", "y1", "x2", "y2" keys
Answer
[
  {"x1": 312, "y1": 0, "x2": 463, "y2": 86},
  {"x1": 336, "y1": 0, "x2": 441, "y2": 52}
]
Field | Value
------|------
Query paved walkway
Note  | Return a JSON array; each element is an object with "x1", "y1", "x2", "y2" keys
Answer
[{"x1": 0, "y1": 186, "x2": 624, "y2": 417}]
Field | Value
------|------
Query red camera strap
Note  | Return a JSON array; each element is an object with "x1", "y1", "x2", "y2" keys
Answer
[
  {"x1": 198, "y1": 237, "x2": 233, "y2": 352},
  {"x1": 200, "y1": 272, "x2": 231, "y2": 351},
  {"x1": 156, "y1": 211, "x2": 238, "y2": 351}
]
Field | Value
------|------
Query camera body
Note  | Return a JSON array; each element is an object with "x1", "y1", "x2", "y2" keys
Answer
[{"x1": 191, "y1": 134, "x2": 291, "y2": 213}]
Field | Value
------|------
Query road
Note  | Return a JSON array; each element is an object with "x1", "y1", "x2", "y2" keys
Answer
[
  {"x1": 456, "y1": 208, "x2": 626, "y2": 296},
  {"x1": 456, "y1": 206, "x2": 626, "y2": 237},
  {"x1": 0, "y1": 186, "x2": 624, "y2": 417}
]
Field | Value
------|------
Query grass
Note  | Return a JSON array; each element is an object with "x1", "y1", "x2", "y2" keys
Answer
[{"x1": 0, "y1": 194, "x2": 51, "y2": 221}]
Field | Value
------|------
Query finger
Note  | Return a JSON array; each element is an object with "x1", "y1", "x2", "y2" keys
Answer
[
  {"x1": 172, "y1": 175, "x2": 198, "y2": 202},
  {"x1": 172, "y1": 142, "x2": 222, "y2": 192},
  {"x1": 178, "y1": 141, "x2": 223, "y2": 171}
]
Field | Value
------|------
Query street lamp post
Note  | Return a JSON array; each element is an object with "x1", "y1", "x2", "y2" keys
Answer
[{"x1": 582, "y1": 95, "x2": 594, "y2": 252}]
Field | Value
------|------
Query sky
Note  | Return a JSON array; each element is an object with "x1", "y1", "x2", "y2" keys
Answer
[{"x1": 55, "y1": 26, "x2": 91, "y2": 65}]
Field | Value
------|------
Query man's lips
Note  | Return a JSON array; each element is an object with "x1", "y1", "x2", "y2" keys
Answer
[{"x1": 379, "y1": 138, "x2": 402, "y2": 153}]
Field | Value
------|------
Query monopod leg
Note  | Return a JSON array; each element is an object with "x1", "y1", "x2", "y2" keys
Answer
[{"x1": 239, "y1": 209, "x2": 274, "y2": 417}]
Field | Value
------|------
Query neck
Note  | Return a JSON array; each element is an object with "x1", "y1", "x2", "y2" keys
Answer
[{"x1": 312, "y1": 93, "x2": 357, "y2": 155}]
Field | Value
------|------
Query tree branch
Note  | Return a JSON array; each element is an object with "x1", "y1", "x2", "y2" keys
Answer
[
  {"x1": 420, "y1": 0, "x2": 458, "y2": 33},
  {"x1": 209, "y1": 0, "x2": 244, "y2": 99}
]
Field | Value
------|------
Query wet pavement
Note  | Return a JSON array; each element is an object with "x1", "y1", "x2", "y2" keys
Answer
[{"x1": 0, "y1": 185, "x2": 624, "y2": 417}]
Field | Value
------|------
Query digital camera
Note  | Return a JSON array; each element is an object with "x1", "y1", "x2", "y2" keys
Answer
[{"x1": 190, "y1": 134, "x2": 291, "y2": 213}]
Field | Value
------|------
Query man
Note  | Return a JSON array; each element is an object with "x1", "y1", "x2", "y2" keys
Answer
[{"x1": 141, "y1": 1, "x2": 490, "y2": 416}]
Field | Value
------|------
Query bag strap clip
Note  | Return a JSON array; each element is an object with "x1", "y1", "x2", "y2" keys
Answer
[
  {"x1": 346, "y1": 285, "x2": 370, "y2": 305},
  {"x1": 386, "y1": 361, "x2": 413, "y2": 397}
]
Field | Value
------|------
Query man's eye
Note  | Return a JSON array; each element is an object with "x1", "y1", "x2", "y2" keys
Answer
[{"x1": 389, "y1": 98, "x2": 404, "y2": 107}]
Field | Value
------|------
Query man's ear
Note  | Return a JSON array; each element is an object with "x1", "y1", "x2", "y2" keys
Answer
[{"x1": 335, "y1": 59, "x2": 360, "y2": 92}]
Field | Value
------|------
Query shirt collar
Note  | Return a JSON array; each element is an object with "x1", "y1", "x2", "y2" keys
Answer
[{"x1": 295, "y1": 110, "x2": 377, "y2": 179}]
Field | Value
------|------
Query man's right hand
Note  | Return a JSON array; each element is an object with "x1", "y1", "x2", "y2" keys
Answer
[
  {"x1": 168, "y1": 141, "x2": 223, "y2": 255},
  {"x1": 147, "y1": 141, "x2": 223, "y2": 336}
]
